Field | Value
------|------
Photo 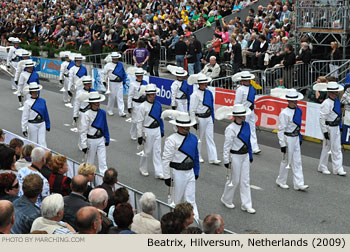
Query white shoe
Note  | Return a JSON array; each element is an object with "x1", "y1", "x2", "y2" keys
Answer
[
  {"x1": 12, "y1": 91, "x2": 18, "y2": 95},
  {"x1": 155, "y1": 174, "x2": 164, "y2": 180},
  {"x1": 131, "y1": 137, "x2": 137, "y2": 141},
  {"x1": 18, "y1": 106, "x2": 24, "y2": 111},
  {"x1": 241, "y1": 206, "x2": 256, "y2": 214},
  {"x1": 253, "y1": 149, "x2": 261, "y2": 154},
  {"x1": 199, "y1": 158, "x2": 204, "y2": 163},
  {"x1": 318, "y1": 169, "x2": 331, "y2": 175},
  {"x1": 65, "y1": 103, "x2": 73, "y2": 108},
  {"x1": 139, "y1": 169, "x2": 149, "y2": 176},
  {"x1": 294, "y1": 185, "x2": 309, "y2": 191},
  {"x1": 334, "y1": 171, "x2": 347, "y2": 176},
  {"x1": 221, "y1": 197, "x2": 235, "y2": 209},
  {"x1": 209, "y1": 160, "x2": 221, "y2": 165},
  {"x1": 107, "y1": 111, "x2": 114, "y2": 116},
  {"x1": 120, "y1": 113, "x2": 126, "y2": 117},
  {"x1": 276, "y1": 179, "x2": 289, "y2": 189}
]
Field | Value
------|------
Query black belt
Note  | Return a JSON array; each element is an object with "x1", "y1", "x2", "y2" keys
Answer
[
  {"x1": 326, "y1": 120, "x2": 340, "y2": 127},
  {"x1": 64, "y1": 74, "x2": 69, "y2": 77},
  {"x1": 176, "y1": 94, "x2": 187, "y2": 100},
  {"x1": 87, "y1": 134, "x2": 103, "y2": 139},
  {"x1": 170, "y1": 161, "x2": 193, "y2": 170},
  {"x1": 132, "y1": 96, "x2": 146, "y2": 103},
  {"x1": 146, "y1": 120, "x2": 160, "y2": 129},
  {"x1": 28, "y1": 119, "x2": 44, "y2": 124},
  {"x1": 284, "y1": 131, "x2": 299, "y2": 137},
  {"x1": 249, "y1": 104, "x2": 254, "y2": 110},
  {"x1": 196, "y1": 112, "x2": 211, "y2": 118},
  {"x1": 230, "y1": 145, "x2": 249, "y2": 155},
  {"x1": 111, "y1": 76, "x2": 122, "y2": 82}
]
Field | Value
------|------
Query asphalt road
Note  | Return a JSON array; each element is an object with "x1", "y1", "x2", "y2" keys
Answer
[{"x1": 1, "y1": 74, "x2": 349, "y2": 234}]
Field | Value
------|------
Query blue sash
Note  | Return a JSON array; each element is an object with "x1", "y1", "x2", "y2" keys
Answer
[
  {"x1": 179, "y1": 133, "x2": 200, "y2": 176},
  {"x1": 180, "y1": 80, "x2": 192, "y2": 109},
  {"x1": 31, "y1": 98, "x2": 50, "y2": 129},
  {"x1": 203, "y1": 89, "x2": 214, "y2": 120},
  {"x1": 237, "y1": 121, "x2": 252, "y2": 160},
  {"x1": 140, "y1": 80, "x2": 148, "y2": 86},
  {"x1": 27, "y1": 71, "x2": 40, "y2": 84},
  {"x1": 112, "y1": 62, "x2": 126, "y2": 83},
  {"x1": 247, "y1": 85, "x2": 255, "y2": 107},
  {"x1": 293, "y1": 107, "x2": 303, "y2": 142},
  {"x1": 67, "y1": 61, "x2": 75, "y2": 70},
  {"x1": 76, "y1": 65, "x2": 87, "y2": 78},
  {"x1": 92, "y1": 109, "x2": 110, "y2": 144},
  {"x1": 149, "y1": 101, "x2": 164, "y2": 134},
  {"x1": 333, "y1": 98, "x2": 342, "y2": 129}
]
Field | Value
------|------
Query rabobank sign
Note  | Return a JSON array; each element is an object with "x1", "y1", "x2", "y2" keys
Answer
[{"x1": 150, "y1": 76, "x2": 174, "y2": 106}]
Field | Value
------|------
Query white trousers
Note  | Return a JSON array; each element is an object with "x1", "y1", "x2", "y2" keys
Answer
[
  {"x1": 175, "y1": 99, "x2": 188, "y2": 112},
  {"x1": 11, "y1": 62, "x2": 18, "y2": 90},
  {"x1": 28, "y1": 122, "x2": 47, "y2": 147},
  {"x1": 318, "y1": 126, "x2": 344, "y2": 173},
  {"x1": 247, "y1": 111, "x2": 260, "y2": 152},
  {"x1": 172, "y1": 169, "x2": 199, "y2": 220},
  {"x1": 87, "y1": 137, "x2": 107, "y2": 174},
  {"x1": 130, "y1": 102, "x2": 141, "y2": 139},
  {"x1": 198, "y1": 117, "x2": 218, "y2": 161},
  {"x1": 277, "y1": 136, "x2": 305, "y2": 187},
  {"x1": 63, "y1": 77, "x2": 70, "y2": 103},
  {"x1": 221, "y1": 153, "x2": 253, "y2": 209},
  {"x1": 140, "y1": 127, "x2": 163, "y2": 177},
  {"x1": 107, "y1": 81, "x2": 125, "y2": 116}
]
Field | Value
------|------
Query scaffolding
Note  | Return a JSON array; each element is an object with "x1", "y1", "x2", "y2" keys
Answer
[{"x1": 295, "y1": 0, "x2": 350, "y2": 58}]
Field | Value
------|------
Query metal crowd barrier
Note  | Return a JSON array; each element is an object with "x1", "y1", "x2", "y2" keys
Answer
[
  {"x1": 3, "y1": 129, "x2": 234, "y2": 234},
  {"x1": 159, "y1": 46, "x2": 167, "y2": 67}
]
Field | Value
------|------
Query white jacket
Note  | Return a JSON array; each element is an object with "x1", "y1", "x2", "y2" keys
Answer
[
  {"x1": 277, "y1": 107, "x2": 300, "y2": 147},
  {"x1": 223, "y1": 122, "x2": 246, "y2": 164}
]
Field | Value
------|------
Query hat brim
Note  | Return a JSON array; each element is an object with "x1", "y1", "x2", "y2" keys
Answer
[
  {"x1": 198, "y1": 77, "x2": 212, "y2": 84},
  {"x1": 25, "y1": 64, "x2": 35, "y2": 67},
  {"x1": 84, "y1": 95, "x2": 106, "y2": 103},
  {"x1": 227, "y1": 108, "x2": 251, "y2": 117},
  {"x1": 24, "y1": 85, "x2": 43, "y2": 92},
  {"x1": 313, "y1": 83, "x2": 344, "y2": 92},
  {"x1": 282, "y1": 93, "x2": 304, "y2": 101},
  {"x1": 236, "y1": 74, "x2": 255, "y2": 81},
  {"x1": 145, "y1": 87, "x2": 160, "y2": 94},
  {"x1": 169, "y1": 119, "x2": 197, "y2": 127},
  {"x1": 173, "y1": 71, "x2": 188, "y2": 77}
]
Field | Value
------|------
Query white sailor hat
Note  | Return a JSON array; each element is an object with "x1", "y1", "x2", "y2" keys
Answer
[
  {"x1": 24, "y1": 82, "x2": 42, "y2": 92},
  {"x1": 313, "y1": 82, "x2": 344, "y2": 92},
  {"x1": 173, "y1": 67, "x2": 187, "y2": 77},
  {"x1": 230, "y1": 104, "x2": 251, "y2": 117},
  {"x1": 9, "y1": 37, "x2": 21, "y2": 43},
  {"x1": 84, "y1": 91, "x2": 105, "y2": 103},
  {"x1": 82, "y1": 75, "x2": 93, "y2": 84},
  {"x1": 145, "y1": 84, "x2": 160, "y2": 94},
  {"x1": 135, "y1": 67, "x2": 147, "y2": 76},
  {"x1": 59, "y1": 51, "x2": 71, "y2": 58},
  {"x1": 74, "y1": 54, "x2": 85, "y2": 61},
  {"x1": 15, "y1": 49, "x2": 31, "y2": 57},
  {"x1": 197, "y1": 73, "x2": 212, "y2": 84},
  {"x1": 215, "y1": 104, "x2": 251, "y2": 120},
  {"x1": 111, "y1": 52, "x2": 122, "y2": 58},
  {"x1": 232, "y1": 71, "x2": 255, "y2": 82},
  {"x1": 281, "y1": 89, "x2": 304, "y2": 101},
  {"x1": 169, "y1": 113, "x2": 197, "y2": 127},
  {"x1": 25, "y1": 61, "x2": 35, "y2": 67}
]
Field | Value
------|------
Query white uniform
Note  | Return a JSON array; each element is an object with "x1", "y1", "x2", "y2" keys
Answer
[
  {"x1": 59, "y1": 61, "x2": 70, "y2": 103},
  {"x1": 102, "y1": 62, "x2": 126, "y2": 116},
  {"x1": 318, "y1": 98, "x2": 345, "y2": 174},
  {"x1": 136, "y1": 100, "x2": 164, "y2": 177},
  {"x1": 7, "y1": 46, "x2": 19, "y2": 90},
  {"x1": 21, "y1": 97, "x2": 49, "y2": 147},
  {"x1": 68, "y1": 64, "x2": 87, "y2": 92},
  {"x1": 128, "y1": 79, "x2": 147, "y2": 139},
  {"x1": 14, "y1": 59, "x2": 30, "y2": 83},
  {"x1": 80, "y1": 109, "x2": 108, "y2": 174},
  {"x1": 221, "y1": 121, "x2": 253, "y2": 210},
  {"x1": 170, "y1": 80, "x2": 188, "y2": 112},
  {"x1": 276, "y1": 107, "x2": 306, "y2": 187},
  {"x1": 162, "y1": 132, "x2": 199, "y2": 220},
  {"x1": 235, "y1": 85, "x2": 260, "y2": 152},
  {"x1": 189, "y1": 88, "x2": 219, "y2": 162},
  {"x1": 18, "y1": 71, "x2": 38, "y2": 101}
]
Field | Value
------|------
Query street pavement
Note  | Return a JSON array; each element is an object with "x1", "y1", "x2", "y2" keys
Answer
[{"x1": 0, "y1": 74, "x2": 349, "y2": 234}]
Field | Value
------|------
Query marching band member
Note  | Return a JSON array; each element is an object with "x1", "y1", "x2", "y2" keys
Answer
[
  {"x1": 74, "y1": 76, "x2": 96, "y2": 150},
  {"x1": 189, "y1": 74, "x2": 221, "y2": 164},
  {"x1": 233, "y1": 71, "x2": 261, "y2": 154},
  {"x1": 136, "y1": 84, "x2": 164, "y2": 179},
  {"x1": 276, "y1": 89, "x2": 309, "y2": 191},
  {"x1": 314, "y1": 82, "x2": 346, "y2": 176},
  {"x1": 68, "y1": 54, "x2": 87, "y2": 109},
  {"x1": 59, "y1": 51, "x2": 74, "y2": 105},
  {"x1": 128, "y1": 68, "x2": 148, "y2": 140},
  {"x1": 169, "y1": 66, "x2": 191, "y2": 112},
  {"x1": 162, "y1": 111, "x2": 200, "y2": 220},
  {"x1": 101, "y1": 52, "x2": 127, "y2": 117},
  {"x1": 218, "y1": 104, "x2": 255, "y2": 214},
  {"x1": 21, "y1": 82, "x2": 50, "y2": 147},
  {"x1": 80, "y1": 92, "x2": 109, "y2": 174},
  {"x1": 17, "y1": 60, "x2": 40, "y2": 110},
  {"x1": 7, "y1": 37, "x2": 21, "y2": 91},
  {"x1": 14, "y1": 49, "x2": 32, "y2": 93}
]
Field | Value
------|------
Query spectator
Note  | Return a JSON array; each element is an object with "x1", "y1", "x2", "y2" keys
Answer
[
  {"x1": 108, "y1": 203, "x2": 135, "y2": 234},
  {"x1": 17, "y1": 147, "x2": 50, "y2": 208},
  {"x1": 11, "y1": 174, "x2": 42, "y2": 234},
  {"x1": 242, "y1": 33, "x2": 260, "y2": 68},
  {"x1": 15, "y1": 144, "x2": 34, "y2": 171},
  {"x1": 88, "y1": 188, "x2": 113, "y2": 234},
  {"x1": 202, "y1": 214, "x2": 224, "y2": 234},
  {"x1": 47, "y1": 155, "x2": 72, "y2": 196},
  {"x1": 201, "y1": 56, "x2": 221, "y2": 79},
  {"x1": 0, "y1": 172, "x2": 19, "y2": 202},
  {"x1": 133, "y1": 40, "x2": 150, "y2": 71},
  {"x1": 174, "y1": 202, "x2": 194, "y2": 229},
  {"x1": 329, "y1": 41, "x2": 342, "y2": 79},
  {"x1": 108, "y1": 187, "x2": 130, "y2": 225},
  {"x1": 40, "y1": 150, "x2": 53, "y2": 180},
  {"x1": 211, "y1": 33, "x2": 222, "y2": 63},
  {"x1": 231, "y1": 38, "x2": 243, "y2": 74},
  {"x1": 76, "y1": 206, "x2": 102, "y2": 234},
  {"x1": 201, "y1": 44, "x2": 216, "y2": 66},
  {"x1": 280, "y1": 44, "x2": 296, "y2": 88},
  {"x1": 78, "y1": 162, "x2": 96, "y2": 199},
  {"x1": 191, "y1": 35, "x2": 202, "y2": 73},
  {"x1": 97, "y1": 168, "x2": 118, "y2": 214},
  {"x1": 91, "y1": 36, "x2": 103, "y2": 69},
  {"x1": 160, "y1": 212, "x2": 184, "y2": 234},
  {"x1": 270, "y1": 36, "x2": 289, "y2": 67},
  {"x1": 265, "y1": 36, "x2": 282, "y2": 67},
  {"x1": 63, "y1": 175, "x2": 90, "y2": 230},
  {"x1": 31, "y1": 194, "x2": 75, "y2": 234},
  {"x1": 308, "y1": 76, "x2": 327, "y2": 104},
  {"x1": 9, "y1": 138, "x2": 23, "y2": 161},
  {"x1": 175, "y1": 35, "x2": 187, "y2": 68},
  {"x1": 185, "y1": 38, "x2": 196, "y2": 75},
  {"x1": 0, "y1": 129, "x2": 5, "y2": 143},
  {"x1": 251, "y1": 35, "x2": 268, "y2": 70},
  {"x1": 147, "y1": 36, "x2": 161, "y2": 76},
  {"x1": 296, "y1": 42, "x2": 312, "y2": 64},
  {"x1": 0, "y1": 144, "x2": 16, "y2": 171},
  {"x1": 131, "y1": 192, "x2": 161, "y2": 234},
  {"x1": 0, "y1": 200, "x2": 15, "y2": 234}
]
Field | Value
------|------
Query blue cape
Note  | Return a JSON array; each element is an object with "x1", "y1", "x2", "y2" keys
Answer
[
  {"x1": 112, "y1": 62, "x2": 126, "y2": 83},
  {"x1": 149, "y1": 101, "x2": 164, "y2": 134},
  {"x1": 27, "y1": 71, "x2": 40, "y2": 84},
  {"x1": 67, "y1": 61, "x2": 75, "y2": 70},
  {"x1": 179, "y1": 133, "x2": 200, "y2": 176},
  {"x1": 76, "y1": 65, "x2": 87, "y2": 78},
  {"x1": 31, "y1": 98, "x2": 50, "y2": 130},
  {"x1": 140, "y1": 80, "x2": 148, "y2": 86},
  {"x1": 247, "y1": 85, "x2": 256, "y2": 107},
  {"x1": 333, "y1": 98, "x2": 342, "y2": 129},
  {"x1": 179, "y1": 80, "x2": 192, "y2": 108},
  {"x1": 92, "y1": 109, "x2": 110, "y2": 144},
  {"x1": 237, "y1": 121, "x2": 252, "y2": 160},
  {"x1": 293, "y1": 107, "x2": 303, "y2": 142},
  {"x1": 203, "y1": 89, "x2": 214, "y2": 121}
]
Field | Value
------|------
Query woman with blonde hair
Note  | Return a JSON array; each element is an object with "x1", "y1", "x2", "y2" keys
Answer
[
  {"x1": 47, "y1": 155, "x2": 71, "y2": 196},
  {"x1": 78, "y1": 162, "x2": 96, "y2": 198},
  {"x1": 329, "y1": 41, "x2": 342, "y2": 78},
  {"x1": 15, "y1": 144, "x2": 34, "y2": 171}
]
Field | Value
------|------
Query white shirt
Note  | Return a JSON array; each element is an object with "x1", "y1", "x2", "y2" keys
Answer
[
  {"x1": 73, "y1": 88, "x2": 91, "y2": 118},
  {"x1": 128, "y1": 79, "x2": 147, "y2": 108},
  {"x1": 277, "y1": 107, "x2": 300, "y2": 147},
  {"x1": 101, "y1": 62, "x2": 123, "y2": 83},
  {"x1": 14, "y1": 59, "x2": 29, "y2": 82},
  {"x1": 79, "y1": 109, "x2": 99, "y2": 149},
  {"x1": 136, "y1": 101, "x2": 157, "y2": 138},
  {"x1": 22, "y1": 97, "x2": 40, "y2": 132},
  {"x1": 18, "y1": 71, "x2": 32, "y2": 95},
  {"x1": 68, "y1": 64, "x2": 85, "y2": 91},
  {"x1": 7, "y1": 46, "x2": 17, "y2": 66},
  {"x1": 170, "y1": 80, "x2": 187, "y2": 106},
  {"x1": 320, "y1": 98, "x2": 340, "y2": 133},
  {"x1": 189, "y1": 88, "x2": 211, "y2": 118},
  {"x1": 59, "y1": 61, "x2": 69, "y2": 81},
  {"x1": 223, "y1": 122, "x2": 246, "y2": 164},
  {"x1": 235, "y1": 85, "x2": 254, "y2": 108}
]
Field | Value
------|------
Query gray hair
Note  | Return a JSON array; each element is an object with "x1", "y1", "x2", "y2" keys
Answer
[
  {"x1": 88, "y1": 188, "x2": 108, "y2": 207},
  {"x1": 203, "y1": 214, "x2": 223, "y2": 234},
  {"x1": 31, "y1": 147, "x2": 45, "y2": 163},
  {"x1": 139, "y1": 192, "x2": 156, "y2": 213},
  {"x1": 209, "y1": 56, "x2": 216, "y2": 61},
  {"x1": 41, "y1": 194, "x2": 64, "y2": 219}
]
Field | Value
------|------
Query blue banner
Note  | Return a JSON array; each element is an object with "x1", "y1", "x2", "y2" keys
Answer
[
  {"x1": 31, "y1": 57, "x2": 42, "y2": 72},
  {"x1": 149, "y1": 76, "x2": 173, "y2": 106},
  {"x1": 32, "y1": 58, "x2": 62, "y2": 76},
  {"x1": 341, "y1": 124, "x2": 350, "y2": 145}
]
